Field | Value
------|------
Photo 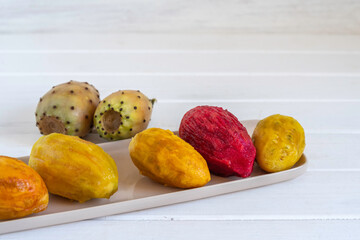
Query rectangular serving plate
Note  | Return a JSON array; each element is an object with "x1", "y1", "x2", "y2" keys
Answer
[{"x1": 0, "y1": 120, "x2": 307, "y2": 234}]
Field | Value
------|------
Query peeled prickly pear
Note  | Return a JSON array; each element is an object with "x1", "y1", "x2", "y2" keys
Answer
[
  {"x1": 29, "y1": 133, "x2": 118, "y2": 203},
  {"x1": 252, "y1": 114, "x2": 306, "y2": 172},
  {"x1": 129, "y1": 128, "x2": 211, "y2": 188},
  {"x1": 0, "y1": 156, "x2": 48, "y2": 220},
  {"x1": 94, "y1": 90, "x2": 155, "y2": 140},
  {"x1": 179, "y1": 106, "x2": 256, "y2": 178},
  {"x1": 35, "y1": 80, "x2": 100, "y2": 137}
]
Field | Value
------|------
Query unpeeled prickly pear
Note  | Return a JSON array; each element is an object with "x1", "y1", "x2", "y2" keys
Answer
[
  {"x1": 94, "y1": 90, "x2": 155, "y2": 140},
  {"x1": 35, "y1": 80, "x2": 99, "y2": 137},
  {"x1": 29, "y1": 133, "x2": 118, "y2": 203},
  {"x1": 129, "y1": 128, "x2": 211, "y2": 188},
  {"x1": 179, "y1": 106, "x2": 256, "y2": 178},
  {"x1": 0, "y1": 156, "x2": 48, "y2": 220}
]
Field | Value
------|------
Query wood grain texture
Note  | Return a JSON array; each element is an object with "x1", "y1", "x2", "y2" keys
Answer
[
  {"x1": 0, "y1": 220, "x2": 359, "y2": 240},
  {"x1": 1, "y1": 0, "x2": 360, "y2": 34},
  {"x1": 1, "y1": 98, "x2": 359, "y2": 133},
  {"x1": 1, "y1": 51, "x2": 360, "y2": 75},
  {"x1": 1, "y1": 34, "x2": 360, "y2": 51},
  {"x1": 1, "y1": 76, "x2": 359, "y2": 100}
]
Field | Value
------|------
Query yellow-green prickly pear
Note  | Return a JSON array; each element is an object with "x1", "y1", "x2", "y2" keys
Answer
[
  {"x1": 35, "y1": 81, "x2": 100, "y2": 137},
  {"x1": 94, "y1": 90, "x2": 155, "y2": 141}
]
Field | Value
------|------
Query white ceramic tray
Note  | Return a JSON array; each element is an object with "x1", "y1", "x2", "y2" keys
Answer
[{"x1": 0, "y1": 120, "x2": 307, "y2": 234}]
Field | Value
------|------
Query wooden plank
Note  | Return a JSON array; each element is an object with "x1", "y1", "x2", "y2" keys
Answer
[
  {"x1": 305, "y1": 134, "x2": 360, "y2": 170},
  {"x1": 0, "y1": 101, "x2": 359, "y2": 132},
  {"x1": 0, "y1": 76, "x2": 359, "y2": 100},
  {"x1": 0, "y1": 219, "x2": 359, "y2": 240},
  {"x1": 1, "y1": 0, "x2": 359, "y2": 34},
  {"x1": 1, "y1": 34, "x2": 360, "y2": 51},
  {"x1": 1, "y1": 52, "x2": 360, "y2": 74},
  {"x1": 152, "y1": 101, "x2": 360, "y2": 132},
  {"x1": 101, "y1": 171, "x2": 360, "y2": 220}
]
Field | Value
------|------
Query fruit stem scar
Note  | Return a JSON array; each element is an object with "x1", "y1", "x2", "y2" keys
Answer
[{"x1": 102, "y1": 110, "x2": 122, "y2": 133}]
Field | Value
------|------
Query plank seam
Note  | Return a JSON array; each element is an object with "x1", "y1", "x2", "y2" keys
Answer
[
  {"x1": 307, "y1": 169, "x2": 360, "y2": 172},
  {"x1": 158, "y1": 99, "x2": 360, "y2": 103},
  {"x1": 1, "y1": 50, "x2": 360, "y2": 54},
  {"x1": 1, "y1": 128, "x2": 360, "y2": 134},
  {"x1": 93, "y1": 215, "x2": 360, "y2": 222},
  {"x1": 1, "y1": 73, "x2": 360, "y2": 77}
]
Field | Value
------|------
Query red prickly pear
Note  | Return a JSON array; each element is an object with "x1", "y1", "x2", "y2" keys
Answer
[{"x1": 179, "y1": 106, "x2": 256, "y2": 178}]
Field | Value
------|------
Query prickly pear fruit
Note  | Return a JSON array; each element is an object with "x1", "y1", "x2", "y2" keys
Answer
[
  {"x1": 179, "y1": 106, "x2": 256, "y2": 178},
  {"x1": 35, "y1": 80, "x2": 100, "y2": 137},
  {"x1": 94, "y1": 90, "x2": 155, "y2": 140},
  {"x1": 252, "y1": 114, "x2": 305, "y2": 172},
  {"x1": 129, "y1": 128, "x2": 211, "y2": 188},
  {"x1": 0, "y1": 156, "x2": 48, "y2": 220},
  {"x1": 29, "y1": 133, "x2": 118, "y2": 203}
]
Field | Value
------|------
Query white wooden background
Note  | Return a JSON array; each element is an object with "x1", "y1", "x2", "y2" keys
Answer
[
  {"x1": 1, "y1": 0, "x2": 360, "y2": 34},
  {"x1": 1, "y1": 0, "x2": 360, "y2": 239}
]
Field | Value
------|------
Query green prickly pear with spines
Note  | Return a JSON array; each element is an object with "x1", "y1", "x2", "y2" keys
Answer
[
  {"x1": 94, "y1": 90, "x2": 155, "y2": 141},
  {"x1": 35, "y1": 80, "x2": 100, "y2": 137}
]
